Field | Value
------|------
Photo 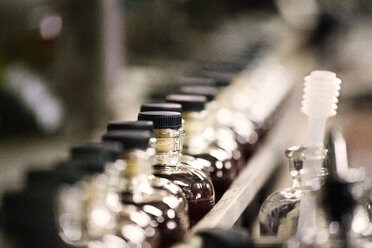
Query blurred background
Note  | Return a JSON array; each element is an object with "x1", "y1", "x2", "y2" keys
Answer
[{"x1": 2, "y1": 0, "x2": 372, "y2": 239}]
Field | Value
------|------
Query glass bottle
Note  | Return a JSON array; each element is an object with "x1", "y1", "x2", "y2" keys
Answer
[
  {"x1": 103, "y1": 130, "x2": 189, "y2": 247},
  {"x1": 139, "y1": 102, "x2": 212, "y2": 176},
  {"x1": 55, "y1": 160, "x2": 118, "y2": 245},
  {"x1": 105, "y1": 120, "x2": 189, "y2": 211},
  {"x1": 165, "y1": 94, "x2": 238, "y2": 201},
  {"x1": 178, "y1": 78, "x2": 258, "y2": 164},
  {"x1": 259, "y1": 146, "x2": 327, "y2": 238},
  {"x1": 21, "y1": 166, "x2": 160, "y2": 248},
  {"x1": 286, "y1": 177, "x2": 363, "y2": 248},
  {"x1": 178, "y1": 86, "x2": 250, "y2": 169},
  {"x1": 138, "y1": 111, "x2": 215, "y2": 227}
]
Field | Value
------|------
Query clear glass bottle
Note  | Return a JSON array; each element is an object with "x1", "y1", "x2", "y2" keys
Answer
[
  {"x1": 55, "y1": 161, "x2": 118, "y2": 245},
  {"x1": 259, "y1": 146, "x2": 327, "y2": 238},
  {"x1": 178, "y1": 86, "x2": 249, "y2": 169},
  {"x1": 139, "y1": 102, "x2": 212, "y2": 177},
  {"x1": 165, "y1": 94, "x2": 238, "y2": 201},
  {"x1": 105, "y1": 120, "x2": 189, "y2": 211},
  {"x1": 22, "y1": 166, "x2": 160, "y2": 248},
  {"x1": 103, "y1": 130, "x2": 189, "y2": 247},
  {"x1": 178, "y1": 77, "x2": 258, "y2": 164},
  {"x1": 286, "y1": 176, "x2": 362, "y2": 248},
  {"x1": 138, "y1": 111, "x2": 215, "y2": 227}
]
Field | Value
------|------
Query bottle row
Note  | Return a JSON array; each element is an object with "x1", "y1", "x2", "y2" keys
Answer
[{"x1": 2, "y1": 42, "x2": 293, "y2": 248}]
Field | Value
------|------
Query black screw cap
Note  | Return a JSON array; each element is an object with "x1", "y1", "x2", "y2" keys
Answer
[{"x1": 138, "y1": 111, "x2": 182, "y2": 129}]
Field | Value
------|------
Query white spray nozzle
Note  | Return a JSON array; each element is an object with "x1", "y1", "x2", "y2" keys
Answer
[{"x1": 301, "y1": 70, "x2": 341, "y2": 147}]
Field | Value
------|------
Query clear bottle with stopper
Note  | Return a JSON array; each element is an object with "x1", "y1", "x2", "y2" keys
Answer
[
  {"x1": 259, "y1": 70, "x2": 341, "y2": 239},
  {"x1": 105, "y1": 120, "x2": 189, "y2": 212},
  {"x1": 69, "y1": 142, "x2": 163, "y2": 248},
  {"x1": 139, "y1": 102, "x2": 212, "y2": 176},
  {"x1": 137, "y1": 111, "x2": 215, "y2": 227},
  {"x1": 67, "y1": 142, "x2": 124, "y2": 242},
  {"x1": 102, "y1": 130, "x2": 189, "y2": 247},
  {"x1": 178, "y1": 86, "x2": 252, "y2": 168},
  {"x1": 178, "y1": 77, "x2": 259, "y2": 163},
  {"x1": 165, "y1": 94, "x2": 238, "y2": 201},
  {"x1": 22, "y1": 164, "x2": 160, "y2": 248},
  {"x1": 259, "y1": 145, "x2": 327, "y2": 237}
]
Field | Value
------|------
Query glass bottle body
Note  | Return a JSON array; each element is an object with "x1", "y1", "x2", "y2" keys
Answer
[
  {"x1": 152, "y1": 128, "x2": 215, "y2": 227},
  {"x1": 87, "y1": 205, "x2": 160, "y2": 248},
  {"x1": 259, "y1": 146, "x2": 326, "y2": 238},
  {"x1": 120, "y1": 188, "x2": 187, "y2": 247},
  {"x1": 57, "y1": 172, "x2": 120, "y2": 246},
  {"x1": 118, "y1": 149, "x2": 189, "y2": 247},
  {"x1": 183, "y1": 111, "x2": 238, "y2": 201},
  {"x1": 202, "y1": 103, "x2": 246, "y2": 172}
]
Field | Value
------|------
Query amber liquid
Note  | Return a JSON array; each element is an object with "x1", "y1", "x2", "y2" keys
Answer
[
  {"x1": 153, "y1": 164, "x2": 215, "y2": 227},
  {"x1": 190, "y1": 147, "x2": 238, "y2": 202},
  {"x1": 121, "y1": 192, "x2": 188, "y2": 247}
]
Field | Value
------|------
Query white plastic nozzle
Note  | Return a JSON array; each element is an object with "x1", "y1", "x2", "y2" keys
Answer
[{"x1": 301, "y1": 70, "x2": 341, "y2": 147}]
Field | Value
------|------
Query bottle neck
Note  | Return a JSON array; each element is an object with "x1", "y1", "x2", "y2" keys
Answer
[
  {"x1": 286, "y1": 146, "x2": 328, "y2": 191},
  {"x1": 289, "y1": 161, "x2": 303, "y2": 191},
  {"x1": 153, "y1": 128, "x2": 182, "y2": 166},
  {"x1": 182, "y1": 111, "x2": 209, "y2": 154},
  {"x1": 119, "y1": 149, "x2": 152, "y2": 193},
  {"x1": 293, "y1": 146, "x2": 328, "y2": 244}
]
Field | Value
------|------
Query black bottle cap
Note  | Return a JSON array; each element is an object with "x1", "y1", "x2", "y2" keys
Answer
[
  {"x1": 166, "y1": 94, "x2": 207, "y2": 111},
  {"x1": 26, "y1": 169, "x2": 58, "y2": 186},
  {"x1": 202, "y1": 61, "x2": 244, "y2": 73},
  {"x1": 178, "y1": 76, "x2": 218, "y2": 87},
  {"x1": 140, "y1": 103, "x2": 182, "y2": 113},
  {"x1": 107, "y1": 120, "x2": 154, "y2": 133},
  {"x1": 71, "y1": 142, "x2": 122, "y2": 163},
  {"x1": 25, "y1": 167, "x2": 82, "y2": 188},
  {"x1": 196, "y1": 70, "x2": 233, "y2": 87},
  {"x1": 102, "y1": 130, "x2": 151, "y2": 150},
  {"x1": 56, "y1": 160, "x2": 106, "y2": 175},
  {"x1": 138, "y1": 111, "x2": 182, "y2": 129},
  {"x1": 179, "y1": 86, "x2": 218, "y2": 102}
]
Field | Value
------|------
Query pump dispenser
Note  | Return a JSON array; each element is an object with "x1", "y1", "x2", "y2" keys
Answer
[
  {"x1": 259, "y1": 71, "x2": 341, "y2": 239},
  {"x1": 138, "y1": 111, "x2": 215, "y2": 227},
  {"x1": 103, "y1": 130, "x2": 188, "y2": 247},
  {"x1": 296, "y1": 71, "x2": 341, "y2": 241},
  {"x1": 166, "y1": 94, "x2": 240, "y2": 201}
]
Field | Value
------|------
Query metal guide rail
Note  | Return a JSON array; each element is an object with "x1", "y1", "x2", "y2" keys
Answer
[{"x1": 192, "y1": 91, "x2": 301, "y2": 232}]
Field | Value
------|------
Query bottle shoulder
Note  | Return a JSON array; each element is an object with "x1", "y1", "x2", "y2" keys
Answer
[
  {"x1": 262, "y1": 187, "x2": 302, "y2": 206},
  {"x1": 153, "y1": 163, "x2": 215, "y2": 200},
  {"x1": 153, "y1": 163, "x2": 211, "y2": 183}
]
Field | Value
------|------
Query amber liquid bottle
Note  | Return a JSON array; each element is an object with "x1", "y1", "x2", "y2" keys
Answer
[
  {"x1": 140, "y1": 102, "x2": 212, "y2": 177},
  {"x1": 166, "y1": 94, "x2": 238, "y2": 201},
  {"x1": 106, "y1": 120, "x2": 189, "y2": 212},
  {"x1": 68, "y1": 143, "x2": 161, "y2": 248},
  {"x1": 178, "y1": 86, "x2": 246, "y2": 171},
  {"x1": 178, "y1": 76, "x2": 259, "y2": 164},
  {"x1": 103, "y1": 130, "x2": 188, "y2": 247},
  {"x1": 138, "y1": 111, "x2": 215, "y2": 227}
]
